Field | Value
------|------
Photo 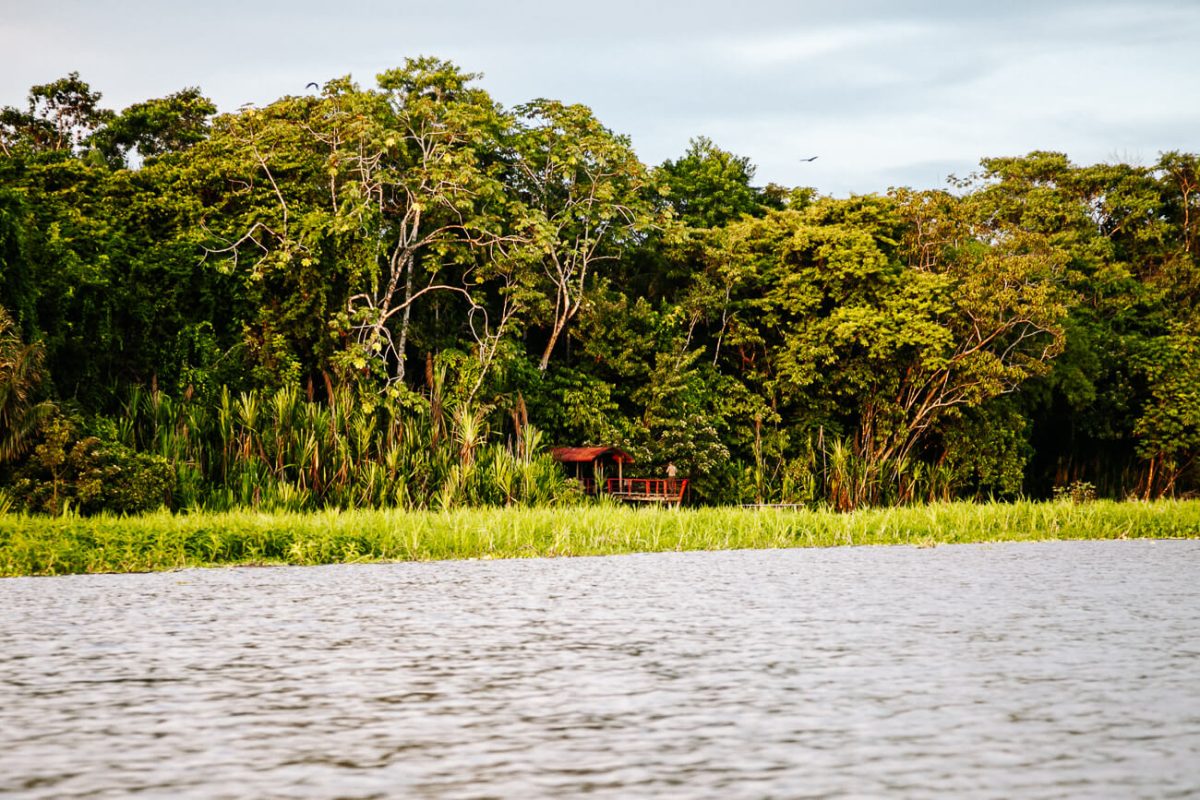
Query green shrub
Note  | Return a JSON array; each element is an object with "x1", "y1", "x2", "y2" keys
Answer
[
  {"x1": 10, "y1": 414, "x2": 172, "y2": 515},
  {"x1": 67, "y1": 437, "x2": 173, "y2": 514}
]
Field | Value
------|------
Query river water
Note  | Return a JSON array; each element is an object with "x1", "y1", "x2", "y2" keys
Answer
[{"x1": 2, "y1": 540, "x2": 1198, "y2": 798}]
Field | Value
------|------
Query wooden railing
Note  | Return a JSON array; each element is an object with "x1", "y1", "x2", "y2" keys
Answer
[{"x1": 604, "y1": 477, "x2": 688, "y2": 506}]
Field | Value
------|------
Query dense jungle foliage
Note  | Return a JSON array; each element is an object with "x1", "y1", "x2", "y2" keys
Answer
[{"x1": 1, "y1": 61, "x2": 1197, "y2": 514}]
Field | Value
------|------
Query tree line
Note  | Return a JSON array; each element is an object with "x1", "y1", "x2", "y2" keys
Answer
[{"x1": 1, "y1": 60, "x2": 1197, "y2": 513}]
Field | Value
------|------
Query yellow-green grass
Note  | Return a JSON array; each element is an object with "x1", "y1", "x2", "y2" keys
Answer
[{"x1": 2, "y1": 499, "x2": 1198, "y2": 577}]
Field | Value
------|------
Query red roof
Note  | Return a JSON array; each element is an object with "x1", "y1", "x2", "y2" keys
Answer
[{"x1": 551, "y1": 446, "x2": 634, "y2": 464}]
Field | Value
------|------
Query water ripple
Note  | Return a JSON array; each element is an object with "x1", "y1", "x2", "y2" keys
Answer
[{"x1": 2, "y1": 540, "x2": 1199, "y2": 798}]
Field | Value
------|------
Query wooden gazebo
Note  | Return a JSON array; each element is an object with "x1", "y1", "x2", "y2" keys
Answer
[
  {"x1": 550, "y1": 446, "x2": 688, "y2": 506},
  {"x1": 550, "y1": 446, "x2": 633, "y2": 495}
]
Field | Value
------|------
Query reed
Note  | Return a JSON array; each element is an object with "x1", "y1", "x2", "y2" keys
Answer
[{"x1": 2, "y1": 499, "x2": 1197, "y2": 577}]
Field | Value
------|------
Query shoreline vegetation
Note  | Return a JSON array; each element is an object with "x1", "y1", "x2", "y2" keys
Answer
[
  {"x1": 2, "y1": 64, "x2": 1199, "y2": 519},
  {"x1": 2, "y1": 499, "x2": 1198, "y2": 577}
]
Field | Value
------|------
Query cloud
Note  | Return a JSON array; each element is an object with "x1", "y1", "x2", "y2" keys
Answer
[
  {"x1": 1, "y1": 0, "x2": 1196, "y2": 195},
  {"x1": 715, "y1": 23, "x2": 930, "y2": 69}
]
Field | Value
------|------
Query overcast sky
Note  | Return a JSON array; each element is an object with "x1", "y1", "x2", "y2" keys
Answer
[{"x1": 2, "y1": 0, "x2": 1197, "y2": 194}]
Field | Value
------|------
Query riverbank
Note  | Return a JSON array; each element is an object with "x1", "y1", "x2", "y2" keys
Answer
[{"x1": 2, "y1": 499, "x2": 1199, "y2": 577}]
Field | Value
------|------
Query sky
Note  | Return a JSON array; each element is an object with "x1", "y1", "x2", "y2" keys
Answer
[{"x1": 2, "y1": 0, "x2": 1198, "y2": 195}]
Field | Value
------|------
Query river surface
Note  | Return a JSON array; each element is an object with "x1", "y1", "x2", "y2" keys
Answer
[{"x1": 2, "y1": 540, "x2": 1199, "y2": 798}]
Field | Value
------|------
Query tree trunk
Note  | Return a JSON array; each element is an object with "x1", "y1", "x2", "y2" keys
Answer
[
  {"x1": 394, "y1": 252, "x2": 414, "y2": 385},
  {"x1": 538, "y1": 314, "x2": 569, "y2": 371}
]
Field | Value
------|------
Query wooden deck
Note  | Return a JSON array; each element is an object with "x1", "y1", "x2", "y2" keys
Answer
[
  {"x1": 550, "y1": 446, "x2": 687, "y2": 506},
  {"x1": 605, "y1": 477, "x2": 688, "y2": 507}
]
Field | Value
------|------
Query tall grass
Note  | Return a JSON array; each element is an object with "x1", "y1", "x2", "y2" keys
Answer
[
  {"x1": 2, "y1": 499, "x2": 1197, "y2": 577},
  {"x1": 742, "y1": 433, "x2": 964, "y2": 510},
  {"x1": 117, "y1": 382, "x2": 576, "y2": 512}
]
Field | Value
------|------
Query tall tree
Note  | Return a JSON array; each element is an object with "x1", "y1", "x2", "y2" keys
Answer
[
  {"x1": 92, "y1": 88, "x2": 217, "y2": 167},
  {"x1": 0, "y1": 72, "x2": 111, "y2": 157},
  {"x1": 348, "y1": 58, "x2": 517, "y2": 388},
  {"x1": 700, "y1": 192, "x2": 1070, "y2": 505},
  {"x1": 202, "y1": 60, "x2": 522, "y2": 392},
  {"x1": 656, "y1": 136, "x2": 765, "y2": 229},
  {"x1": 511, "y1": 100, "x2": 655, "y2": 370}
]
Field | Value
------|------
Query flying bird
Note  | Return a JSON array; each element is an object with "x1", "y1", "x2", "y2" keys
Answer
[
  {"x1": 799, "y1": 156, "x2": 818, "y2": 162},
  {"x1": 306, "y1": 82, "x2": 319, "y2": 90}
]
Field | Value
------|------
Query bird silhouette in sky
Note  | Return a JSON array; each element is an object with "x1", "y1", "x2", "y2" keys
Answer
[
  {"x1": 306, "y1": 82, "x2": 319, "y2": 90},
  {"x1": 799, "y1": 156, "x2": 818, "y2": 162}
]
